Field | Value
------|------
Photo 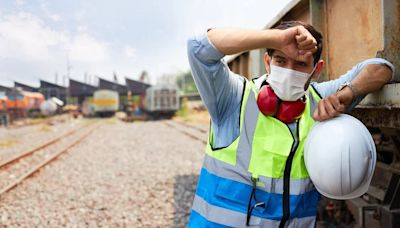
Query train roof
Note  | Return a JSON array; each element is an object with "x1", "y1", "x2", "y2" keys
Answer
[
  {"x1": 40, "y1": 79, "x2": 68, "y2": 89},
  {"x1": 125, "y1": 77, "x2": 151, "y2": 95},
  {"x1": 98, "y1": 77, "x2": 127, "y2": 95},
  {"x1": 14, "y1": 81, "x2": 39, "y2": 92},
  {"x1": 69, "y1": 78, "x2": 98, "y2": 97}
]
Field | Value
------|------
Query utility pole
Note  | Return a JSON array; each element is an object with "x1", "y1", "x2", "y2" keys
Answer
[
  {"x1": 55, "y1": 72, "x2": 58, "y2": 84},
  {"x1": 66, "y1": 53, "x2": 72, "y2": 104},
  {"x1": 66, "y1": 53, "x2": 72, "y2": 79}
]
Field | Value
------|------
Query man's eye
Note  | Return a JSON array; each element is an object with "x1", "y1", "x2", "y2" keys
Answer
[
  {"x1": 276, "y1": 59, "x2": 284, "y2": 64},
  {"x1": 298, "y1": 62, "x2": 307, "y2": 67}
]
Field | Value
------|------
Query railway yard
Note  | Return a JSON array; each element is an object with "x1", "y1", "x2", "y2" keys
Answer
[{"x1": 0, "y1": 117, "x2": 208, "y2": 227}]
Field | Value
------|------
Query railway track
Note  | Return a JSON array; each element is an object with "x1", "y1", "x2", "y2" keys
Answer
[
  {"x1": 174, "y1": 120, "x2": 208, "y2": 134},
  {"x1": 0, "y1": 121, "x2": 99, "y2": 196},
  {"x1": 163, "y1": 120, "x2": 208, "y2": 144}
]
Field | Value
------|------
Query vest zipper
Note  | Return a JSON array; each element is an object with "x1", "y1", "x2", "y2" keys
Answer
[{"x1": 279, "y1": 120, "x2": 300, "y2": 228}]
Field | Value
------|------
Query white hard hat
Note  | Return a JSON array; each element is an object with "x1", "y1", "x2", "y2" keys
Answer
[{"x1": 304, "y1": 114, "x2": 376, "y2": 200}]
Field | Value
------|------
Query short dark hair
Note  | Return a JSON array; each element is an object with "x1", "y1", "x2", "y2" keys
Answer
[{"x1": 267, "y1": 21, "x2": 323, "y2": 65}]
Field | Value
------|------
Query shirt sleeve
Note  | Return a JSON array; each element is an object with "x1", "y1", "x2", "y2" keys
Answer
[
  {"x1": 311, "y1": 58, "x2": 395, "y2": 111},
  {"x1": 187, "y1": 32, "x2": 244, "y2": 124}
]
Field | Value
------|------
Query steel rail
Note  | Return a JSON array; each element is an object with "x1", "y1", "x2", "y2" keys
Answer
[
  {"x1": 0, "y1": 123, "x2": 99, "y2": 196},
  {"x1": 164, "y1": 121, "x2": 207, "y2": 144},
  {"x1": 173, "y1": 120, "x2": 208, "y2": 134},
  {"x1": 0, "y1": 122, "x2": 91, "y2": 168}
]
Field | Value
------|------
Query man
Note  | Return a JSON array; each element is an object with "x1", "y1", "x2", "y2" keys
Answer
[{"x1": 187, "y1": 21, "x2": 394, "y2": 227}]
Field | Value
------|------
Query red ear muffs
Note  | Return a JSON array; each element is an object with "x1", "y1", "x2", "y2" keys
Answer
[
  {"x1": 257, "y1": 84, "x2": 306, "y2": 124},
  {"x1": 256, "y1": 85, "x2": 278, "y2": 116},
  {"x1": 275, "y1": 99, "x2": 306, "y2": 123}
]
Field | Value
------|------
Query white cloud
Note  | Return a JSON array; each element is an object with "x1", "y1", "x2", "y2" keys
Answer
[
  {"x1": 0, "y1": 12, "x2": 115, "y2": 83},
  {"x1": 49, "y1": 14, "x2": 60, "y2": 22},
  {"x1": 124, "y1": 46, "x2": 136, "y2": 59},
  {"x1": 40, "y1": 2, "x2": 61, "y2": 22},
  {"x1": 67, "y1": 33, "x2": 110, "y2": 63},
  {"x1": 77, "y1": 25, "x2": 88, "y2": 32},
  {"x1": 15, "y1": 0, "x2": 25, "y2": 6},
  {"x1": 0, "y1": 12, "x2": 67, "y2": 61},
  {"x1": 74, "y1": 9, "x2": 86, "y2": 21},
  {"x1": 0, "y1": 1, "x2": 292, "y2": 85}
]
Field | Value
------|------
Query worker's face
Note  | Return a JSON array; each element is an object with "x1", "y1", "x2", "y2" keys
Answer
[
  {"x1": 267, "y1": 50, "x2": 313, "y2": 73},
  {"x1": 264, "y1": 50, "x2": 324, "y2": 81}
]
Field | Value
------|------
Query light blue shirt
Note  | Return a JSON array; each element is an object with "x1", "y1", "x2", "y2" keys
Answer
[{"x1": 187, "y1": 33, "x2": 395, "y2": 148}]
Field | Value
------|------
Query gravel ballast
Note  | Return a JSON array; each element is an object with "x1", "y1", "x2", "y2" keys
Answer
[{"x1": 0, "y1": 120, "x2": 207, "y2": 227}]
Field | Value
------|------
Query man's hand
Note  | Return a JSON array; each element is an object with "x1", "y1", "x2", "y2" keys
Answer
[
  {"x1": 275, "y1": 26, "x2": 317, "y2": 62},
  {"x1": 313, "y1": 87, "x2": 354, "y2": 121}
]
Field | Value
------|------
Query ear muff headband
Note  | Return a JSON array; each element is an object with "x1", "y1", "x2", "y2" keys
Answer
[{"x1": 257, "y1": 81, "x2": 306, "y2": 123}]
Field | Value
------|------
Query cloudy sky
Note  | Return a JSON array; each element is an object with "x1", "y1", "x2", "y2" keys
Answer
[{"x1": 0, "y1": 0, "x2": 291, "y2": 87}]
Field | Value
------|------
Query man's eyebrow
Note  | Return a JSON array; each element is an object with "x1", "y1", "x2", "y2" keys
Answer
[{"x1": 273, "y1": 55, "x2": 286, "y2": 59}]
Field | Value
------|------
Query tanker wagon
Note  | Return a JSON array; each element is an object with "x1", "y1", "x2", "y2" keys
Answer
[{"x1": 93, "y1": 90, "x2": 119, "y2": 117}]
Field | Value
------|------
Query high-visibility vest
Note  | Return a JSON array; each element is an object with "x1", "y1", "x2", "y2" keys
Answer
[{"x1": 189, "y1": 78, "x2": 322, "y2": 228}]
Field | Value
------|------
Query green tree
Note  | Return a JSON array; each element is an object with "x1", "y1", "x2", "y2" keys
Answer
[{"x1": 176, "y1": 71, "x2": 198, "y2": 94}]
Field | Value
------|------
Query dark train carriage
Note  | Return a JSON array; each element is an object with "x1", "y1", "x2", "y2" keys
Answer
[{"x1": 39, "y1": 80, "x2": 68, "y2": 104}]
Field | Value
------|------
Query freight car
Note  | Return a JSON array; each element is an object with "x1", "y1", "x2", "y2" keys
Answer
[
  {"x1": 93, "y1": 89, "x2": 119, "y2": 117},
  {"x1": 224, "y1": 0, "x2": 400, "y2": 227},
  {"x1": 6, "y1": 87, "x2": 44, "y2": 120},
  {"x1": 142, "y1": 85, "x2": 179, "y2": 119}
]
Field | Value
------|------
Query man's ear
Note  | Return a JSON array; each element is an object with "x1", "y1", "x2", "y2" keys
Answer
[
  {"x1": 264, "y1": 53, "x2": 271, "y2": 74},
  {"x1": 304, "y1": 60, "x2": 325, "y2": 90},
  {"x1": 311, "y1": 60, "x2": 325, "y2": 80}
]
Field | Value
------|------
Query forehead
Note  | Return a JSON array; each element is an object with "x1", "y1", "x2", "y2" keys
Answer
[{"x1": 271, "y1": 50, "x2": 314, "y2": 64}]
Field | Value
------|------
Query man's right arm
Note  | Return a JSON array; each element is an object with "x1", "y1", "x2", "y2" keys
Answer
[
  {"x1": 187, "y1": 33, "x2": 244, "y2": 125},
  {"x1": 208, "y1": 27, "x2": 317, "y2": 61}
]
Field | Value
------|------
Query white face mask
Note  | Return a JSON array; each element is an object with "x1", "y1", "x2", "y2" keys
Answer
[{"x1": 266, "y1": 65, "x2": 314, "y2": 101}]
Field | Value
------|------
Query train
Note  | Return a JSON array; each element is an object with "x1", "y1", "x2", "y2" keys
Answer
[
  {"x1": 81, "y1": 89, "x2": 120, "y2": 117},
  {"x1": 93, "y1": 89, "x2": 119, "y2": 117},
  {"x1": 0, "y1": 92, "x2": 8, "y2": 125},
  {"x1": 0, "y1": 82, "x2": 181, "y2": 121},
  {"x1": 0, "y1": 93, "x2": 7, "y2": 112},
  {"x1": 141, "y1": 85, "x2": 180, "y2": 119},
  {"x1": 6, "y1": 87, "x2": 45, "y2": 120},
  {"x1": 0, "y1": 88, "x2": 65, "y2": 125}
]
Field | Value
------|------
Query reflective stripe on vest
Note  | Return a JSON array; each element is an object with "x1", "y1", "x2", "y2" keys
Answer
[
  {"x1": 190, "y1": 195, "x2": 317, "y2": 228},
  {"x1": 190, "y1": 79, "x2": 322, "y2": 227},
  {"x1": 203, "y1": 154, "x2": 315, "y2": 195},
  {"x1": 194, "y1": 168, "x2": 320, "y2": 217}
]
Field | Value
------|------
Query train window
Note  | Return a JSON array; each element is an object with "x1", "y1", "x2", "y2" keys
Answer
[
  {"x1": 167, "y1": 96, "x2": 170, "y2": 107},
  {"x1": 172, "y1": 95, "x2": 176, "y2": 106},
  {"x1": 161, "y1": 97, "x2": 166, "y2": 108},
  {"x1": 154, "y1": 94, "x2": 158, "y2": 107}
]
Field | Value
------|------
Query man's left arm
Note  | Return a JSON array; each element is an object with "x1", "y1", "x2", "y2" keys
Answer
[{"x1": 312, "y1": 58, "x2": 395, "y2": 121}]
